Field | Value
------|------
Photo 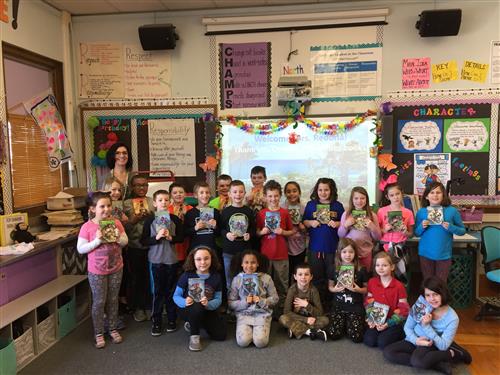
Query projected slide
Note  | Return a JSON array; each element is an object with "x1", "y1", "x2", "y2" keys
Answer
[{"x1": 220, "y1": 117, "x2": 377, "y2": 204}]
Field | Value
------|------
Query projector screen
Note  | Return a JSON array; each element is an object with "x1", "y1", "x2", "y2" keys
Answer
[{"x1": 220, "y1": 116, "x2": 378, "y2": 205}]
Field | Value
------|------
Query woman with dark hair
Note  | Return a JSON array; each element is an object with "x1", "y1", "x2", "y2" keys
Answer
[
  {"x1": 102, "y1": 142, "x2": 134, "y2": 199},
  {"x1": 383, "y1": 276, "x2": 472, "y2": 374}
]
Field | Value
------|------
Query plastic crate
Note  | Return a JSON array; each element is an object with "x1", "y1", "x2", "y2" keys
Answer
[
  {"x1": 57, "y1": 298, "x2": 76, "y2": 338},
  {"x1": 0, "y1": 338, "x2": 17, "y2": 375},
  {"x1": 448, "y1": 252, "x2": 473, "y2": 309},
  {"x1": 37, "y1": 314, "x2": 56, "y2": 352},
  {"x1": 459, "y1": 207, "x2": 483, "y2": 222},
  {"x1": 13, "y1": 326, "x2": 35, "y2": 369}
]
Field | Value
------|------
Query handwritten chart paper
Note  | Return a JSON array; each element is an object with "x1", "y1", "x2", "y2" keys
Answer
[
  {"x1": 432, "y1": 60, "x2": 458, "y2": 83},
  {"x1": 220, "y1": 42, "x2": 271, "y2": 109},
  {"x1": 124, "y1": 44, "x2": 171, "y2": 99},
  {"x1": 461, "y1": 60, "x2": 489, "y2": 83},
  {"x1": 148, "y1": 119, "x2": 196, "y2": 177},
  {"x1": 310, "y1": 44, "x2": 382, "y2": 99},
  {"x1": 402, "y1": 58, "x2": 430, "y2": 89},
  {"x1": 79, "y1": 42, "x2": 124, "y2": 98}
]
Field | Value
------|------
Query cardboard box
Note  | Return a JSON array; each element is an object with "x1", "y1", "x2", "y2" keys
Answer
[{"x1": 46, "y1": 188, "x2": 87, "y2": 211}]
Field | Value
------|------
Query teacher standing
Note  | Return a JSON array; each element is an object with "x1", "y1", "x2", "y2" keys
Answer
[{"x1": 103, "y1": 142, "x2": 134, "y2": 200}]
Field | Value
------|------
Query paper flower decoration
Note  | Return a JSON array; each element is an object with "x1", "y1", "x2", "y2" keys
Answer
[
  {"x1": 87, "y1": 116, "x2": 99, "y2": 129},
  {"x1": 199, "y1": 156, "x2": 218, "y2": 172}
]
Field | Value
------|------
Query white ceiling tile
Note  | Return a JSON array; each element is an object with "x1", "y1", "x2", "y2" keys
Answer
[
  {"x1": 214, "y1": 0, "x2": 267, "y2": 8},
  {"x1": 160, "y1": 0, "x2": 216, "y2": 11},
  {"x1": 44, "y1": 0, "x2": 119, "y2": 15},
  {"x1": 108, "y1": 0, "x2": 167, "y2": 13}
]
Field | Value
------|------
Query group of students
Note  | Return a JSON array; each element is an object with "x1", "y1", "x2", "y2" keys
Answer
[{"x1": 77, "y1": 165, "x2": 471, "y2": 374}]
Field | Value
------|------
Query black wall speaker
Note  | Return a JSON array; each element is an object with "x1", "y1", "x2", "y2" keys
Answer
[
  {"x1": 416, "y1": 9, "x2": 461, "y2": 37},
  {"x1": 139, "y1": 24, "x2": 179, "y2": 50}
]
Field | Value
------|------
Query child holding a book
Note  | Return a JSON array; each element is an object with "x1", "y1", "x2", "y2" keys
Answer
[
  {"x1": 282, "y1": 181, "x2": 307, "y2": 284},
  {"x1": 168, "y1": 183, "x2": 193, "y2": 265},
  {"x1": 123, "y1": 174, "x2": 154, "y2": 323},
  {"x1": 141, "y1": 190, "x2": 184, "y2": 336},
  {"x1": 364, "y1": 251, "x2": 409, "y2": 349},
  {"x1": 384, "y1": 276, "x2": 471, "y2": 374},
  {"x1": 279, "y1": 263, "x2": 328, "y2": 341},
  {"x1": 77, "y1": 192, "x2": 128, "y2": 348},
  {"x1": 228, "y1": 250, "x2": 278, "y2": 348},
  {"x1": 185, "y1": 181, "x2": 221, "y2": 252},
  {"x1": 173, "y1": 246, "x2": 227, "y2": 351},
  {"x1": 326, "y1": 238, "x2": 368, "y2": 343},
  {"x1": 303, "y1": 177, "x2": 344, "y2": 305},
  {"x1": 246, "y1": 165, "x2": 267, "y2": 214},
  {"x1": 220, "y1": 180, "x2": 256, "y2": 290},
  {"x1": 338, "y1": 186, "x2": 381, "y2": 271},
  {"x1": 415, "y1": 182, "x2": 465, "y2": 282},
  {"x1": 256, "y1": 180, "x2": 295, "y2": 314},
  {"x1": 209, "y1": 174, "x2": 232, "y2": 211}
]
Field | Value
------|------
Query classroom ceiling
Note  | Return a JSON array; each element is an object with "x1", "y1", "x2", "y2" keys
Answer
[{"x1": 42, "y1": 0, "x2": 370, "y2": 16}]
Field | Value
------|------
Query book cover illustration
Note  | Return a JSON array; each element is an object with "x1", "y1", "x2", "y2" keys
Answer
[
  {"x1": 367, "y1": 302, "x2": 390, "y2": 325},
  {"x1": 155, "y1": 210, "x2": 175, "y2": 235},
  {"x1": 336, "y1": 265, "x2": 355, "y2": 288},
  {"x1": 352, "y1": 210, "x2": 367, "y2": 230},
  {"x1": 100, "y1": 220, "x2": 118, "y2": 243},
  {"x1": 388, "y1": 210, "x2": 405, "y2": 232},
  {"x1": 133, "y1": 198, "x2": 149, "y2": 216},
  {"x1": 411, "y1": 295, "x2": 434, "y2": 323},
  {"x1": 228, "y1": 213, "x2": 248, "y2": 238},
  {"x1": 287, "y1": 205, "x2": 302, "y2": 225},
  {"x1": 427, "y1": 206, "x2": 444, "y2": 225},
  {"x1": 111, "y1": 201, "x2": 125, "y2": 220},
  {"x1": 188, "y1": 278, "x2": 205, "y2": 303},
  {"x1": 265, "y1": 211, "x2": 281, "y2": 234},
  {"x1": 315, "y1": 204, "x2": 331, "y2": 225},
  {"x1": 241, "y1": 273, "x2": 259, "y2": 296},
  {"x1": 196, "y1": 207, "x2": 215, "y2": 234}
]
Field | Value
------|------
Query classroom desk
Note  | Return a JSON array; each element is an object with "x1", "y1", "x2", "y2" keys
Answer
[{"x1": 406, "y1": 232, "x2": 482, "y2": 300}]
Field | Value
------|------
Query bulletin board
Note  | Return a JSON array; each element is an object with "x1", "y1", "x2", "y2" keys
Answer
[
  {"x1": 80, "y1": 104, "x2": 217, "y2": 192},
  {"x1": 385, "y1": 94, "x2": 499, "y2": 197}
]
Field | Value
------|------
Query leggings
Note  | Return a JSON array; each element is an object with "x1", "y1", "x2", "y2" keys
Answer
[
  {"x1": 419, "y1": 256, "x2": 452, "y2": 282},
  {"x1": 179, "y1": 303, "x2": 227, "y2": 340},
  {"x1": 384, "y1": 340, "x2": 452, "y2": 369},
  {"x1": 326, "y1": 309, "x2": 365, "y2": 342},
  {"x1": 236, "y1": 318, "x2": 272, "y2": 348},
  {"x1": 363, "y1": 324, "x2": 405, "y2": 349},
  {"x1": 88, "y1": 269, "x2": 123, "y2": 335}
]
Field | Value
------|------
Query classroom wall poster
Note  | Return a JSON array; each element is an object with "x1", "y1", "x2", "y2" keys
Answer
[
  {"x1": 461, "y1": 60, "x2": 489, "y2": 83},
  {"x1": 310, "y1": 44, "x2": 382, "y2": 99},
  {"x1": 148, "y1": 118, "x2": 196, "y2": 177},
  {"x1": 443, "y1": 118, "x2": 490, "y2": 153},
  {"x1": 401, "y1": 57, "x2": 430, "y2": 89},
  {"x1": 431, "y1": 60, "x2": 458, "y2": 83},
  {"x1": 79, "y1": 42, "x2": 124, "y2": 99},
  {"x1": 123, "y1": 44, "x2": 171, "y2": 99},
  {"x1": 23, "y1": 89, "x2": 73, "y2": 171},
  {"x1": 414, "y1": 153, "x2": 451, "y2": 195},
  {"x1": 491, "y1": 41, "x2": 500, "y2": 85},
  {"x1": 397, "y1": 119, "x2": 443, "y2": 153},
  {"x1": 219, "y1": 42, "x2": 271, "y2": 109}
]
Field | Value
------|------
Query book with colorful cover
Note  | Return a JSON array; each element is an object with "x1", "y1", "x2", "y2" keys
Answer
[
  {"x1": 195, "y1": 207, "x2": 215, "y2": 234},
  {"x1": 100, "y1": 220, "x2": 118, "y2": 243},
  {"x1": 241, "y1": 273, "x2": 259, "y2": 296},
  {"x1": 410, "y1": 295, "x2": 434, "y2": 323},
  {"x1": 352, "y1": 210, "x2": 367, "y2": 230},
  {"x1": 111, "y1": 201, "x2": 125, "y2": 220},
  {"x1": 315, "y1": 204, "x2": 331, "y2": 224},
  {"x1": 132, "y1": 198, "x2": 149, "y2": 216},
  {"x1": 388, "y1": 210, "x2": 405, "y2": 232},
  {"x1": 287, "y1": 204, "x2": 302, "y2": 225},
  {"x1": 336, "y1": 265, "x2": 355, "y2": 288},
  {"x1": 367, "y1": 302, "x2": 390, "y2": 325},
  {"x1": 427, "y1": 206, "x2": 444, "y2": 225},
  {"x1": 155, "y1": 210, "x2": 175, "y2": 235},
  {"x1": 228, "y1": 213, "x2": 248, "y2": 238},
  {"x1": 188, "y1": 278, "x2": 205, "y2": 303},
  {"x1": 265, "y1": 211, "x2": 281, "y2": 232}
]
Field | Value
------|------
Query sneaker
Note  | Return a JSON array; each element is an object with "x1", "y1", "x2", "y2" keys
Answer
[
  {"x1": 450, "y1": 342, "x2": 472, "y2": 364},
  {"x1": 189, "y1": 335, "x2": 202, "y2": 351},
  {"x1": 133, "y1": 309, "x2": 147, "y2": 322},
  {"x1": 184, "y1": 321, "x2": 191, "y2": 333},
  {"x1": 166, "y1": 321, "x2": 177, "y2": 333},
  {"x1": 288, "y1": 328, "x2": 294, "y2": 339},
  {"x1": 433, "y1": 361, "x2": 452, "y2": 375},
  {"x1": 151, "y1": 323, "x2": 162, "y2": 337},
  {"x1": 316, "y1": 329, "x2": 328, "y2": 342}
]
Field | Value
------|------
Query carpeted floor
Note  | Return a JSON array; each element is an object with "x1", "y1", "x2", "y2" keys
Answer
[{"x1": 21, "y1": 316, "x2": 470, "y2": 375}]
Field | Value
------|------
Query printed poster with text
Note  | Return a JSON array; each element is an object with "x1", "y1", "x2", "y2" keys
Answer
[
  {"x1": 443, "y1": 118, "x2": 490, "y2": 153},
  {"x1": 148, "y1": 118, "x2": 196, "y2": 177},
  {"x1": 397, "y1": 119, "x2": 443, "y2": 154},
  {"x1": 414, "y1": 153, "x2": 451, "y2": 195},
  {"x1": 402, "y1": 58, "x2": 430, "y2": 89},
  {"x1": 79, "y1": 42, "x2": 124, "y2": 98},
  {"x1": 310, "y1": 43, "x2": 382, "y2": 100},
  {"x1": 220, "y1": 42, "x2": 271, "y2": 109},
  {"x1": 123, "y1": 44, "x2": 171, "y2": 99}
]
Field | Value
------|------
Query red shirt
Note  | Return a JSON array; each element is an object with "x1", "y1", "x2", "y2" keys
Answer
[
  {"x1": 367, "y1": 276, "x2": 407, "y2": 319},
  {"x1": 256, "y1": 207, "x2": 293, "y2": 260},
  {"x1": 168, "y1": 203, "x2": 193, "y2": 261}
]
